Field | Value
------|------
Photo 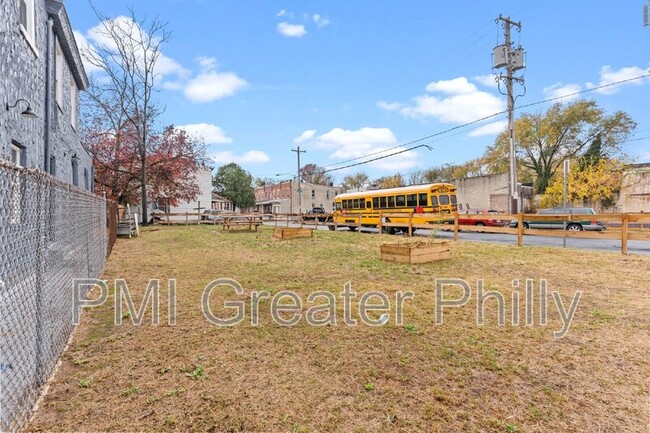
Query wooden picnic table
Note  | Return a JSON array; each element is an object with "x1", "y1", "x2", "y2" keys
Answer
[{"x1": 222, "y1": 214, "x2": 263, "y2": 231}]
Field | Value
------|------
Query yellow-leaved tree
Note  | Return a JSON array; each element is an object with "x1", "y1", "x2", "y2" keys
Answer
[{"x1": 541, "y1": 158, "x2": 624, "y2": 209}]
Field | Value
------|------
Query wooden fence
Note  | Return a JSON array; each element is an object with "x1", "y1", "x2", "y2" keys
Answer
[{"x1": 150, "y1": 210, "x2": 650, "y2": 255}]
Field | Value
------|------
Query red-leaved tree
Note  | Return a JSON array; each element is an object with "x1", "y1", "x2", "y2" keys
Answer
[{"x1": 84, "y1": 120, "x2": 208, "y2": 207}]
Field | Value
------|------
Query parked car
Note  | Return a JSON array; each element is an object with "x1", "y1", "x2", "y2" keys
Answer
[
  {"x1": 202, "y1": 209, "x2": 226, "y2": 222},
  {"x1": 303, "y1": 207, "x2": 330, "y2": 222},
  {"x1": 458, "y1": 209, "x2": 507, "y2": 227},
  {"x1": 509, "y1": 207, "x2": 605, "y2": 231}
]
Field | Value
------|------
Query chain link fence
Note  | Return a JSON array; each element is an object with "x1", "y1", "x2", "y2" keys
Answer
[{"x1": 0, "y1": 162, "x2": 110, "y2": 432}]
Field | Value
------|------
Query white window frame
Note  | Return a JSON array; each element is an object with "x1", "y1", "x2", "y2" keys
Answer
[
  {"x1": 70, "y1": 78, "x2": 78, "y2": 130},
  {"x1": 19, "y1": 0, "x2": 38, "y2": 56},
  {"x1": 55, "y1": 36, "x2": 64, "y2": 109},
  {"x1": 11, "y1": 143, "x2": 23, "y2": 167},
  {"x1": 10, "y1": 142, "x2": 24, "y2": 224}
]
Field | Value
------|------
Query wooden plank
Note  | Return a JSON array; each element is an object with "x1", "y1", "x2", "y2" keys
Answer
[
  {"x1": 622, "y1": 213, "x2": 628, "y2": 255},
  {"x1": 628, "y1": 213, "x2": 650, "y2": 223},
  {"x1": 521, "y1": 228, "x2": 621, "y2": 240},
  {"x1": 628, "y1": 232, "x2": 650, "y2": 241},
  {"x1": 457, "y1": 225, "x2": 516, "y2": 234}
]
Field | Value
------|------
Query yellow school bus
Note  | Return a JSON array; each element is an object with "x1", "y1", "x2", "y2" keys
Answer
[{"x1": 331, "y1": 183, "x2": 458, "y2": 233}]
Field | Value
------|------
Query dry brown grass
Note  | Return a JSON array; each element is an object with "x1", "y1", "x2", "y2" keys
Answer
[{"x1": 27, "y1": 226, "x2": 649, "y2": 432}]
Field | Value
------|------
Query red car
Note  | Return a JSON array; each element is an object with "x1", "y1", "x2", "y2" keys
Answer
[{"x1": 458, "y1": 210, "x2": 507, "y2": 227}]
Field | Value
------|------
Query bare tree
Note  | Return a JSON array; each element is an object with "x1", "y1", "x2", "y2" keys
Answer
[
  {"x1": 81, "y1": 6, "x2": 171, "y2": 224},
  {"x1": 341, "y1": 172, "x2": 369, "y2": 191}
]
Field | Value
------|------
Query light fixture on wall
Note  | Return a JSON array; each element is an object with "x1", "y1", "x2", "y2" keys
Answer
[{"x1": 6, "y1": 98, "x2": 38, "y2": 118}]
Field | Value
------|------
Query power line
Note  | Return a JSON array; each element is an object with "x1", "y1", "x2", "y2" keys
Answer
[{"x1": 318, "y1": 72, "x2": 650, "y2": 173}]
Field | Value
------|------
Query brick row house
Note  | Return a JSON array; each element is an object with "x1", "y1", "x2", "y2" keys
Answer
[{"x1": 255, "y1": 180, "x2": 340, "y2": 214}]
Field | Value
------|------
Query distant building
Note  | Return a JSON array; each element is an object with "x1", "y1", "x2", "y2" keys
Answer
[
  {"x1": 617, "y1": 163, "x2": 650, "y2": 213},
  {"x1": 211, "y1": 192, "x2": 232, "y2": 211},
  {"x1": 167, "y1": 166, "x2": 213, "y2": 215},
  {"x1": 1, "y1": 0, "x2": 91, "y2": 189},
  {"x1": 255, "y1": 180, "x2": 340, "y2": 214}
]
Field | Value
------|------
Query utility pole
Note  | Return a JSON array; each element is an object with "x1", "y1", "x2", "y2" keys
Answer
[
  {"x1": 291, "y1": 145, "x2": 306, "y2": 214},
  {"x1": 494, "y1": 15, "x2": 525, "y2": 214}
]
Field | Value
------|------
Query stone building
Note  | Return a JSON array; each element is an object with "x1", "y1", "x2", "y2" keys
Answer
[
  {"x1": 616, "y1": 163, "x2": 650, "y2": 213},
  {"x1": 255, "y1": 180, "x2": 340, "y2": 214},
  {"x1": 1, "y1": 0, "x2": 91, "y2": 189}
]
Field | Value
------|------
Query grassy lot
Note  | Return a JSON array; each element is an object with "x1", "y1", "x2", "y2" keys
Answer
[{"x1": 27, "y1": 226, "x2": 649, "y2": 432}]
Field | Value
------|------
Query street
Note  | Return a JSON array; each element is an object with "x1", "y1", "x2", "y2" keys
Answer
[{"x1": 285, "y1": 223, "x2": 650, "y2": 255}]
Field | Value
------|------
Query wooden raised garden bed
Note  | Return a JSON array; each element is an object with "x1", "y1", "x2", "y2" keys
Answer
[
  {"x1": 273, "y1": 227, "x2": 314, "y2": 240},
  {"x1": 380, "y1": 240, "x2": 450, "y2": 264}
]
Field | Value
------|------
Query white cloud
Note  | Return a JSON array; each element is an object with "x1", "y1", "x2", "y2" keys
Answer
[
  {"x1": 79, "y1": 18, "x2": 247, "y2": 103},
  {"x1": 379, "y1": 77, "x2": 505, "y2": 128},
  {"x1": 313, "y1": 14, "x2": 330, "y2": 27},
  {"x1": 277, "y1": 22, "x2": 306, "y2": 37},
  {"x1": 468, "y1": 121, "x2": 507, "y2": 137},
  {"x1": 73, "y1": 30, "x2": 103, "y2": 74},
  {"x1": 376, "y1": 101, "x2": 404, "y2": 111},
  {"x1": 543, "y1": 82, "x2": 582, "y2": 101},
  {"x1": 211, "y1": 150, "x2": 270, "y2": 165},
  {"x1": 473, "y1": 74, "x2": 499, "y2": 89},
  {"x1": 177, "y1": 123, "x2": 232, "y2": 145},
  {"x1": 587, "y1": 65, "x2": 650, "y2": 95},
  {"x1": 293, "y1": 127, "x2": 419, "y2": 171},
  {"x1": 294, "y1": 130, "x2": 317, "y2": 144},
  {"x1": 184, "y1": 57, "x2": 248, "y2": 103},
  {"x1": 425, "y1": 77, "x2": 477, "y2": 94},
  {"x1": 80, "y1": 17, "x2": 190, "y2": 85}
]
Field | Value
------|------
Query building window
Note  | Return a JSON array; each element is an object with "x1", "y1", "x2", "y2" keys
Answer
[
  {"x1": 326, "y1": 190, "x2": 330, "y2": 200},
  {"x1": 70, "y1": 79, "x2": 78, "y2": 130},
  {"x1": 55, "y1": 36, "x2": 64, "y2": 108},
  {"x1": 49, "y1": 155, "x2": 56, "y2": 175},
  {"x1": 83, "y1": 168, "x2": 89, "y2": 191},
  {"x1": 19, "y1": 0, "x2": 37, "y2": 54},
  {"x1": 11, "y1": 143, "x2": 23, "y2": 167},
  {"x1": 72, "y1": 156, "x2": 79, "y2": 186}
]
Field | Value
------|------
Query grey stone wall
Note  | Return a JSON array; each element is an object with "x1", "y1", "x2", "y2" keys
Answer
[
  {"x1": 616, "y1": 166, "x2": 650, "y2": 213},
  {"x1": 0, "y1": 0, "x2": 91, "y2": 190},
  {"x1": 453, "y1": 173, "x2": 509, "y2": 212}
]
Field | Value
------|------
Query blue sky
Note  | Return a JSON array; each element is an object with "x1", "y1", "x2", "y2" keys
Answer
[{"x1": 68, "y1": 0, "x2": 650, "y2": 183}]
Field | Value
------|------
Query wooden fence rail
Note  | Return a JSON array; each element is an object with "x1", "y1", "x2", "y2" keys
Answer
[{"x1": 150, "y1": 210, "x2": 650, "y2": 254}]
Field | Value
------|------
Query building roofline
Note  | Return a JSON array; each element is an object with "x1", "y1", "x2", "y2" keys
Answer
[{"x1": 47, "y1": 0, "x2": 89, "y2": 90}]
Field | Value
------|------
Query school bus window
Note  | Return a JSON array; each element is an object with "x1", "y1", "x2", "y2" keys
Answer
[
  {"x1": 360, "y1": 199, "x2": 365, "y2": 209},
  {"x1": 407, "y1": 194, "x2": 417, "y2": 207},
  {"x1": 387, "y1": 196, "x2": 395, "y2": 207},
  {"x1": 431, "y1": 196, "x2": 439, "y2": 206},
  {"x1": 451, "y1": 195, "x2": 457, "y2": 205},
  {"x1": 419, "y1": 193, "x2": 428, "y2": 206},
  {"x1": 379, "y1": 197, "x2": 387, "y2": 208},
  {"x1": 352, "y1": 199, "x2": 358, "y2": 209},
  {"x1": 372, "y1": 197, "x2": 379, "y2": 208},
  {"x1": 396, "y1": 195, "x2": 405, "y2": 207},
  {"x1": 439, "y1": 195, "x2": 450, "y2": 205},
  {"x1": 366, "y1": 201, "x2": 371, "y2": 208}
]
